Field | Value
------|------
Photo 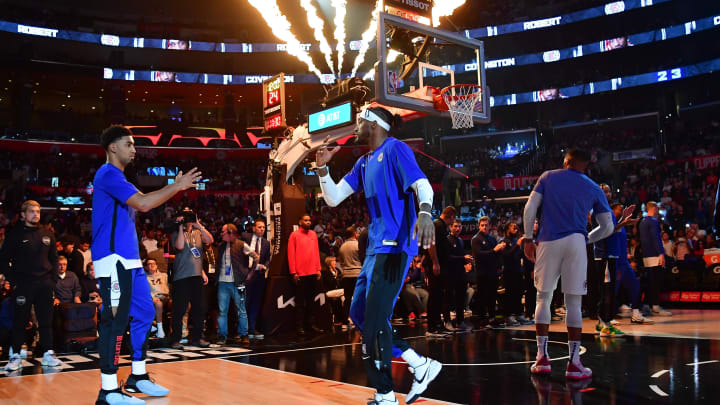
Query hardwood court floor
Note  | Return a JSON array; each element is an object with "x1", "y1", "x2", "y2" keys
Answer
[
  {"x1": 0, "y1": 358, "x2": 458, "y2": 405},
  {"x1": 1, "y1": 309, "x2": 719, "y2": 404}
]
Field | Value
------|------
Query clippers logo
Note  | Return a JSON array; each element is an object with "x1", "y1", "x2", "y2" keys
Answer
[
  {"x1": 16, "y1": 296, "x2": 26, "y2": 306},
  {"x1": 42, "y1": 236, "x2": 51, "y2": 246},
  {"x1": 605, "y1": 1, "x2": 626, "y2": 15},
  {"x1": 101, "y1": 34, "x2": 120, "y2": 46},
  {"x1": 543, "y1": 50, "x2": 561, "y2": 63},
  {"x1": 111, "y1": 280, "x2": 121, "y2": 295},
  {"x1": 377, "y1": 152, "x2": 384, "y2": 162}
]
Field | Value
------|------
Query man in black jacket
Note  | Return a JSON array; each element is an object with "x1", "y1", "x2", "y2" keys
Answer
[
  {"x1": 446, "y1": 219, "x2": 473, "y2": 330},
  {"x1": 0, "y1": 200, "x2": 62, "y2": 371},
  {"x1": 426, "y1": 206, "x2": 456, "y2": 335},
  {"x1": 471, "y1": 216, "x2": 506, "y2": 328}
]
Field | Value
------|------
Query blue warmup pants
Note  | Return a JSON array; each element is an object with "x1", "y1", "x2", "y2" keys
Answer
[
  {"x1": 98, "y1": 263, "x2": 155, "y2": 375},
  {"x1": 615, "y1": 260, "x2": 641, "y2": 309},
  {"x1": 349, "y1": 253, "x2": 412, "y2": 394}
]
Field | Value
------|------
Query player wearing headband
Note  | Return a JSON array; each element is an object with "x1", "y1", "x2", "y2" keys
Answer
[{"x1": 315, "y1": 107, "x2": 441, "y2": 404}]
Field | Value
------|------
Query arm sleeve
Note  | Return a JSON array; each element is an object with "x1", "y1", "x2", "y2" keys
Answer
[
  {"x1": 523, "y1": 191, "x2": 543, "y2": 236},
  {"x1": 340, "y1": 158, "x2": 363, "y2": 193},
  {"x1": 319, "y1": 173, "x2": 355, "y2": 207},
  {"x1": 96, "y1": 167, "x2": 140, "y2": 204},
  {"x1": 287, "y1": 233, "x2": 296, "y2": 275},
  {"x1": 410, "y1": 178, "x2": 434, "y2": 207},
  {"x1": 587, "y1": 212, "x2": 615, "y2": 244}
]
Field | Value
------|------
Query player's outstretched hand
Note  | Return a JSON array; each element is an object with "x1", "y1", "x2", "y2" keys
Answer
[
  {"x1": 413, "y1": 214, "x2": 435, "y2": 250},
  {"x1": 175, "y1": 168, "x2": 202, "y2": 190},
  {"x1": 622, "y1": 204, "x2": 636, "y2": 220},
  {"x1": 316, "y1": 136, "x2": 341, "y2": 167}
]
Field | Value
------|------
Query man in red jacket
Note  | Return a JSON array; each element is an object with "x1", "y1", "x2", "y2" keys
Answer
[{"x1": 288, "y1": 213, "x2": 324, "y2": 336}]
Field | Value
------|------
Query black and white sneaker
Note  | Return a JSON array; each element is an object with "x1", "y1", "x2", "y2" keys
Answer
[{"x1": 406, "y1": 358, "x2": 443, "y2": 404}]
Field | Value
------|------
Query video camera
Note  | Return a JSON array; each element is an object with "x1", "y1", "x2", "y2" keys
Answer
[{"x1": 178, "y1": 208, "x2": 197, "y2": 224}]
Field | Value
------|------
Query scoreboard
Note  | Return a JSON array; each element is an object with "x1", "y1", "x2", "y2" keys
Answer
[{"x1": 262, "y1": 73, "x2": 286, "y2": 131}]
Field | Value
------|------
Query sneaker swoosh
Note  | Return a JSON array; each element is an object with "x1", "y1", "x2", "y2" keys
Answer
[{"x1": 414, "y1": 363, "x2": 430, "y2": 383}]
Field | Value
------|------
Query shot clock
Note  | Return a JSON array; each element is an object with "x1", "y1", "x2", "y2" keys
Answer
[{"x1": 262, "y1": 73, "x2": 287, "y2": 131}]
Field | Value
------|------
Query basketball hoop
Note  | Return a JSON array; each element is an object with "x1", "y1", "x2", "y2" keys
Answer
[{"x1": 440, "y1": 84, "x2": 483, "y2": 129}]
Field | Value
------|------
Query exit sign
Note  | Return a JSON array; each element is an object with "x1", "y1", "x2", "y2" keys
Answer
[{"x1": 308, "y1": 102, "x2": 353, "y2": 134}]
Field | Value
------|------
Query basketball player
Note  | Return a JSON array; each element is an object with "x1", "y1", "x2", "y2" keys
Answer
[
  {"x1": 521, "y1": 149, "x2": 614, "y2": 379},
  {"x1": 315, "y1": 107, "x2": 441, "y2": 404},
  {"x1": 93, "y1": 125, "x2": 201, "y2": 405}
]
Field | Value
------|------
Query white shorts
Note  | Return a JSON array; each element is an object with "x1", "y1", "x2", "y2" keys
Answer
[{"x1": 535, "y1": 233, "x2": 588, "y2": 295}]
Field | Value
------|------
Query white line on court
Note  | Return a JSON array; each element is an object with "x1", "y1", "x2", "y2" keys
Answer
[
  {"x1": 685, "y1": 360, "x2": 718, "y2": 366},
  {"x1": 649, "y1": 385, "x2": 669, "y2": 397},
  {"x1": 651, "y1": 369, "x2": 669, "y2": 378}
]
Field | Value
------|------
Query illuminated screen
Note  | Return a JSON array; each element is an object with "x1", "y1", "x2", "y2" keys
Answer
[{"x1": 308, "y1": 102, "x2": 353, "y2": 134}]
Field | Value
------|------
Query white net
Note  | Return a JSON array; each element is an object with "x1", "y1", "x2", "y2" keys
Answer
[{"x1": 441, "y1": 85, "x2": 482, "y2": 129}]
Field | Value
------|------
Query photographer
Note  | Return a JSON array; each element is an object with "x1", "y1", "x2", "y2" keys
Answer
[{"x1": 168, "y1": 208, "x2": 213, "y2": 349}]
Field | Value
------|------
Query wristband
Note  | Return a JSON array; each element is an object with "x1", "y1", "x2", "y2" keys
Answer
[
  {"x1": 316, "y1": 164, "x2": 327, "y2": 171},
  {"x1": 418, "y1": 211, "x2": 432, "y2": 217}
]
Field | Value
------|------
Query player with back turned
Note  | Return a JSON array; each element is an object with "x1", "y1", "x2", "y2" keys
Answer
[
  {"x1": 92, "y1": 125, "x2": 201, "y2": 405},
  {"x1": 315, "y1": 106, "x2": 442, "y2": 404}
]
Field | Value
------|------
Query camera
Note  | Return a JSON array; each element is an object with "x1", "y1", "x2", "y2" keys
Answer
[{"x1": 179, "y1": 208, "x2": 197, "y2": 224}]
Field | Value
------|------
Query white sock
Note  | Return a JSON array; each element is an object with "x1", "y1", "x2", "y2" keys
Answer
[
  {"x1": 157, "y1": 323, "x2": 165, "y2": 337},
  {"x1": 632, "y1": 308, "x2": 641, "y2": 318},
  {"x1": 132, "y1": 360, "x2": 146, "y2": 375},
  {"x1": 569, "y1": 340, "x2": 581, "y2": 364},
  {"x1": 401, "y1": 348, "x2": 425, "y2": 368},
  {"x1": 536, "y1": 335, "x2": 549, "y2": 359},
  {"x1": 101, "y1": 373, "x2": 119, "y2": 391}
]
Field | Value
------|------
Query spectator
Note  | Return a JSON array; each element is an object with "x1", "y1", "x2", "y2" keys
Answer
[
  {"x1": 215, "y1": 223, "x2": 256, "y2": 346},
  {"x1": 142, "y1": 230, "x2": 159, "y2": 253},
  {"x1": 78, "y1": 240, "x2": 92, "y2": 276},
  {"x1": 63, "y1": 240, "x2": 86, "y2": 279},
  {"x1": 145, "y1": 258, "x2": 169, "y2": 339},
  {"x1": 79, "y1": 262, "x2": 101, "y2": 303},
  {"x1": 401, "y1": 255, "x2": 429, "y2": 321},
  {"x1": 662, "y1": 232, "x2": 674, "y2": 258},
  {"x1": 242, "y1": 218, "x2": 271, "y2": 340},
  {"x1": 321, "y1": 256, "x2": 344, "y2": 326},
  {"x1": 288, "y1": 213, "x2": 323, "y2": 336},
  {"x1": 53, "y1": 255, "x2": 82, "y2": 305},
  {"x1": 337, "y1": 226, "x2": 361, "y2": 330}
]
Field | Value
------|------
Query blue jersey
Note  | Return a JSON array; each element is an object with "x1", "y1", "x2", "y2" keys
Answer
[
  {"x1": 91, "y1": 163, "x2": 142, "y2": 277},
  {"x1": 533, "y1": 168, "x2": 611, "y2": 242},
  {"x1": 343, "y1": 137, "x2": 426, "y2": 256}
]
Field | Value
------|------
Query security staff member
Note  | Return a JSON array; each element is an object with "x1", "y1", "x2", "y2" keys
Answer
[{"x1": 0, "y1": 200, "x2": 62, "y2": 371}]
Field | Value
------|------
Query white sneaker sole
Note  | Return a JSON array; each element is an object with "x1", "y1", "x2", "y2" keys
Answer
[{"x1": 406, "y1": 360, "x2": 442, "y2": 404}]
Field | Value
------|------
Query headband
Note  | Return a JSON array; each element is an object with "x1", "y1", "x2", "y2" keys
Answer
[{"x1": 359, "y1": 109, "x2": 391, "y2": 132}]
